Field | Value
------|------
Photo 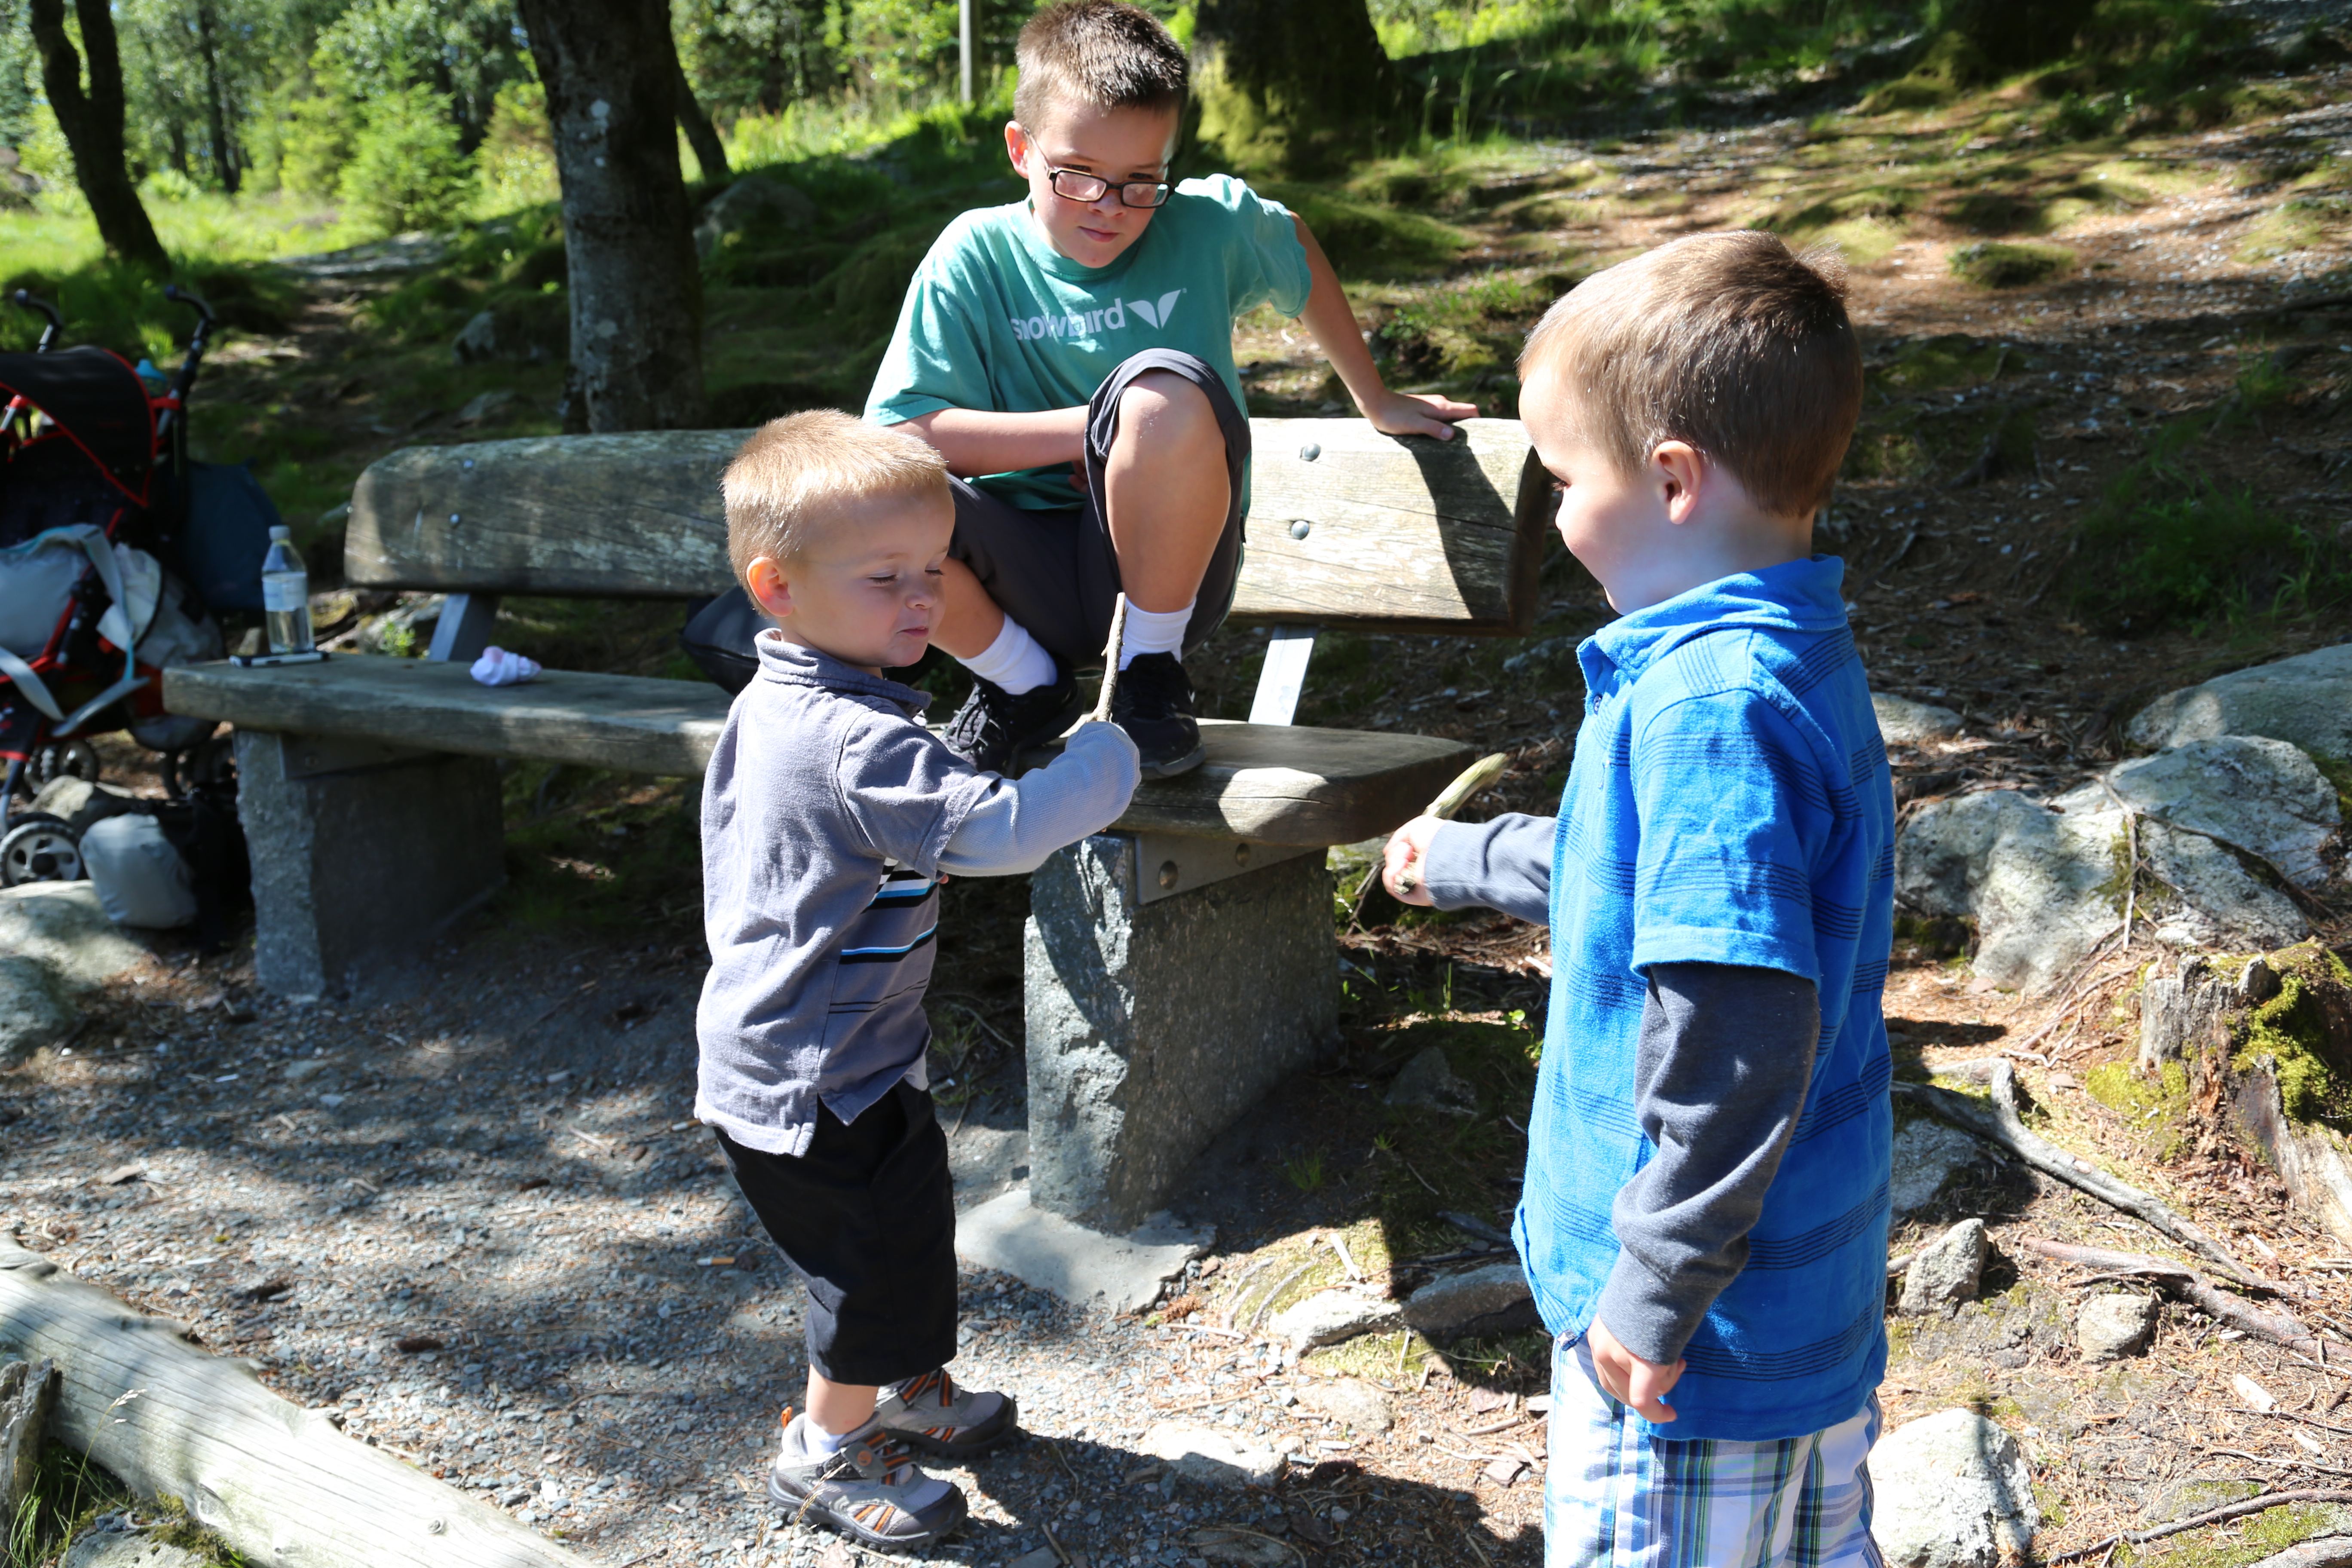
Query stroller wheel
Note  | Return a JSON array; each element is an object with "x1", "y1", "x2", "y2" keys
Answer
[
  {"x1": 0, "y1": 813, "x2": 85, "y2": 886},
  {"x1": 30, "y1": 740, "x2": 101, "y2": 790}
]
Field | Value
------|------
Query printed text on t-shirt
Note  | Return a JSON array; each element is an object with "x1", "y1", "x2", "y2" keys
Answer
[{"x1": 1008, "y1": 289, "x2": 1185, "y2": 343}]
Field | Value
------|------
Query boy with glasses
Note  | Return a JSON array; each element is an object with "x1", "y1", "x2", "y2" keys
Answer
[{"x1": 868, "y1": 0, "x2": 1473, "y2": 778}]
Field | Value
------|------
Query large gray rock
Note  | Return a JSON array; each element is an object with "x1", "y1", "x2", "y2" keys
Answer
[
  {"x1": 1385, "y1": 1046, "x2": 1477, "y2": 1118},
  {"x1": 1896, "y1": 788, "x2": 2123, "y2": 993},
  {"x1": 1874, "y1": 693, "x2": 1964, "y2": 745},
  {"x1": 1025, "y1": 837, "x2": 1338, "y2": 1230},
  {"x1": 2098, "y1": 735, "x2": 2339, "y2": 887},
  {"x1": 0, "y1": 956, "x2": 75, "y2": 1062},
  {"x1": 1400, "y1": 1261, "x2": 1537, "y2": 1341},
  {"x1": 2128, "y1": 643, "x2": 2352, "y2": 760},
  {"x1": 1268, "y1": 1289, "x2": 1400, "y2": 1351},
  {"x1": 1890, "y1": 1119, "x2": 1987, "y2": 1219},
  {"x1": 2076, "y1": 1292, "x2": 2159, "y2": 1361},
  {"x1": 1869, "y1": 1409, "x2": 2039, "y2": 1568},
  {"x1": 1140, "y1": 1423, "x2": 1282, "y2": 1488},
  {"x1": 2136, "y1": 819, "x2": 2304, "y2": 953},
  {"x1": 694, "y1": 175, "x2": 817, "y2": 260},
  {"x1": 0, "y1": 882, "x2": 148, "y2": 987},
  {"x1": 1899, "y1": 1219, "x2": 1987, "y2": 1317},
  {"x1": 27, "y1": 776, "x2": 142, "y2": 833},
  {"x1": 1899, "y1": 733, "x2": 2334, "y2": 993}
]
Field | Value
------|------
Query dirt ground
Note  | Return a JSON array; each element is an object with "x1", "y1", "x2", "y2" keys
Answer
[{"x1": 11, "y1": 46, "x2": 2352, "y2": 1568}]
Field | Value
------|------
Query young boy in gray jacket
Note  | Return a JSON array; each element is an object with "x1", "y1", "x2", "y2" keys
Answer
[{"x1": 695, "y1": 410, "x2": 1139, "y2": 1553}]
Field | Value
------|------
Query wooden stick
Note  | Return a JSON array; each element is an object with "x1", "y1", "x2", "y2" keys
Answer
[
  {"x1": 1090, "y1": 592, "x2": 1130, "y2": 724},
  {"x1": 1351, "y1": 751, "x2": 1510, "y2": 911},
  {"x1": 2018, "y1": 1238, "x2": 2342, "y2": 1355},
  {"x1": 1893, "y1": 1059, "x2": 2259, "y2": 1285}
]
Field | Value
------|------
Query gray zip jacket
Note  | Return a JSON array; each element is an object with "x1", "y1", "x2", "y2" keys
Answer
[{"x1": 696, "y1": 632, "x2": 1138, "y2": 1155}]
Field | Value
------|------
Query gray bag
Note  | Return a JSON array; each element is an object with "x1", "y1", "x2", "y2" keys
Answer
[{"x1": 82, "y1": 813, "x2": 199, "y2": 929}]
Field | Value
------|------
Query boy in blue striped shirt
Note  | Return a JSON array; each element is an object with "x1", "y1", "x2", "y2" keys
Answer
[{"x1": 1382, "y1": 232, "x2": 1895, "y2": 1568}]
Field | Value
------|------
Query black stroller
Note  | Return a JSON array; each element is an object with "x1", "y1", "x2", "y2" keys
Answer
[{"x1": 0, "y1": 286, "x2": 274, "y2": 888}]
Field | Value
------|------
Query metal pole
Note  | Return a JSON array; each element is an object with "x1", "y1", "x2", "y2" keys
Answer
[{"x1": 959, "y1": 0, "x2": 973, "y2": 104}]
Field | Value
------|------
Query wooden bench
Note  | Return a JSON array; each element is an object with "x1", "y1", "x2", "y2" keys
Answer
[{"x1": 164, "y1": 417, "x2": 1552, "y2": 1230}]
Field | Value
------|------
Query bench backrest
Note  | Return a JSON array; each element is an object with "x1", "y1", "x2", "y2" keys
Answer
[{"x1": 346, "y1": 416, "x2": 1554, "y2": 636}]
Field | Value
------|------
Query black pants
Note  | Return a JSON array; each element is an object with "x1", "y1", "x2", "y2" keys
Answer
[
  {"x1": 946, "y1": 346, "x2": 1252, "y2": 676},
  {"x1": 717, "y1": 1081, "x2": 957, "y2": 1387}
]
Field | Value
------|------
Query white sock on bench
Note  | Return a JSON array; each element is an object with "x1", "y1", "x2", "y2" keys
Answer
[
  {"x1": 958, "y1": 615, "x2": 1057, "y2": 695},
  {"x1": 1118, "y1": 600, "x2": 1193, "y2": 670}
]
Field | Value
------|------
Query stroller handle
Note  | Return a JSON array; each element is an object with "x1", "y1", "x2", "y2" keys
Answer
[
  {"x1": 8, "y1": 290, "x2": 63, "y2": 353},
  {"x1": 157, "y1": 286, "x2": 219, "y2": 441}
]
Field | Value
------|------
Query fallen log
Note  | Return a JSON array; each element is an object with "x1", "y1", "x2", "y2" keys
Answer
[
  {"x1": 2251, "y1": 1536, "x2": 2352, "y2": 1568},
  {"x1": 1895, "y1": 1059, "x2": 2260, "y2": 1285},
  {"x1": 2019, "y1": 1239, "x2": 2347, "y2": 1360},
  {"x1": 0, "y1": 1240, "x2": 586, "y2": 1568}
]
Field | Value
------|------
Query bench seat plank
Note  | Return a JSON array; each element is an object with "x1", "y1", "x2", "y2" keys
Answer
[
  {"x1": 164, "y1": 658, "x2": 1471, "y2": 846},
  {"x1": 346, "y1": 419, "x2": 1551, "y2": 634}
]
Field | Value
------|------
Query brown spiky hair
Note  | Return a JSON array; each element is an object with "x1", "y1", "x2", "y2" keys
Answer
[
  {"x1": 1014, "y1": 0, "x2": 1188, "y2": 131},
  {"x1": 721, "y1": 411, "x2": 948, "y2": 588},
  {"x1": 1519, "y1": 232, "x2": 1865, "y2": 518}
]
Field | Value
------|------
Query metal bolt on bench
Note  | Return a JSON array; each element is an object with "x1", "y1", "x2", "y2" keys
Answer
[{"x1": 165, "y1": 418, "x2": 1555, "y2": 1230}]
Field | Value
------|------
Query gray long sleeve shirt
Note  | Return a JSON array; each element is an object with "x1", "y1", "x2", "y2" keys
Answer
[
  {"x1": 1421, "y1": 815, "x2": 1820, "y2": 1366},
  {"x1": 696, "y1": 632, "x2": 1138, "y2": 1155}
]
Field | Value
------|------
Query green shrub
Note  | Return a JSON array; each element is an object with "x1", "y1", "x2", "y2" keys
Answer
[
  {"x1": 2071, "y1": 466, "x2": 2342, "y2": 634},
  {"x1": 1949, "y1": 241, "x2": 2075, "y2": 288},
  {"x1": 339, "y1": 86, "x2": 478, "y2": 236}
]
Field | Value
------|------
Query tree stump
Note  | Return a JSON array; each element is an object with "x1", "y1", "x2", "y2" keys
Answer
[
  {"x1": 1, "y1": 1356, "x2": 57, "y2": 1531},
  {"x1": 2138, "y1": 943, "x2": 2352, "y2": 1244}
]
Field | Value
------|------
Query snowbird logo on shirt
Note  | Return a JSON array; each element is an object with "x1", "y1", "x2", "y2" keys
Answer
[{"x1": 1008, "y1": 289, "x2": 1185, "y2": 342}]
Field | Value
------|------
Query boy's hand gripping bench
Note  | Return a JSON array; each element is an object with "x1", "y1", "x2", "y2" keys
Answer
[{"x1": 162, "y1": 417, "x2": 1553, "y2": 1230}]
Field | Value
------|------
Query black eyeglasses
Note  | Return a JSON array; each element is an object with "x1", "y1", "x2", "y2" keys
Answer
[{"x1": 1038, "y1": 162, "x2": 1172, "y2": 209}]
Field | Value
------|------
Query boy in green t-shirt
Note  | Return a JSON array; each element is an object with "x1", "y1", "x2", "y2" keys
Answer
[{"x1": 867, "y1": 0, "x2": 1473, "y2": 778}]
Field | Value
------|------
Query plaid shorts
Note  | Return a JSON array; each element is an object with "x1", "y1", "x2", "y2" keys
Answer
[{"x1": 1544, "y1": 1335, "x2": 1884, "y2": 1568}]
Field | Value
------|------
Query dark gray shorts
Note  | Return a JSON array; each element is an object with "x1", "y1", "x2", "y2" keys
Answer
[{"x1": 948, "y1": 349, "x2": 1250, "y2": 675}]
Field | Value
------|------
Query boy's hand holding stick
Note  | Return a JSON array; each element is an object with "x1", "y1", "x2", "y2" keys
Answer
[
  {"x1": 1356, "y1": 751, "x2": 1509, "y2": 914},
  {"x1": 1089, "y1": 593, "x2": 1130, "y2": 724}
]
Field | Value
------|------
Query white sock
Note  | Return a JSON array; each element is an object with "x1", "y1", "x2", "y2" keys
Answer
[
  {"x1": 955, "y1": 616, "x2": 1056, "y2": 695},
  {"x1": 1117, "y1": 600, "x2": 1193, "y2": 670},
  {"x1": 801, "y1": 1415, "x2": 858, "y2": 1456}
]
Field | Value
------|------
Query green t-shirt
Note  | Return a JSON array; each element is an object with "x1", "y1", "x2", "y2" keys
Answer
[{"x1": 865, "y1": 174, "x2": 1313, "y2": 510}]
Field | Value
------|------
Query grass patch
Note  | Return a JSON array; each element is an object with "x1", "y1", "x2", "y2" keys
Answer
[{"x1": 1949, "y1": 240, "x2": 2076, "y2": 288}]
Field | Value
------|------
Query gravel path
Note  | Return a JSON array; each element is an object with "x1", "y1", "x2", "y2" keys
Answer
[{"x1": 1, "y1": 925, "x2": 1542, "y2": 1568}]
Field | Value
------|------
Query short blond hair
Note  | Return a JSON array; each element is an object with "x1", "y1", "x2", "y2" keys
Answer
[
  {"x1": 1014, "y1": 0, "x2": 1187, "y2": 131},
  {"x1": 722, "y1": 411, "x2": 949, "y2": 588},
  {"x1": 1519, "y1": 232, "x2": 1863, "y2": 519}
]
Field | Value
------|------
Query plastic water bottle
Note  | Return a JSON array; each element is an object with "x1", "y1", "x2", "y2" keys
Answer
[{"x1": 261, "y1": 525, "x2": 313, "y2": 654}]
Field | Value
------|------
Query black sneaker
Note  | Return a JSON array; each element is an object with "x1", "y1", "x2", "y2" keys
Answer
[
  {"x1": 1110, "y1": 652, "x2": 1205, "y2": 778},
  {"x1": 941, "y1": 667, "x2": 1082, "y2": 774}
]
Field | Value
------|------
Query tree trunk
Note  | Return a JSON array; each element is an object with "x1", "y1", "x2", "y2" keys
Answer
[
  {"x1": 672, "y1": 51, "x2": 729, "y2": 182},
  {"x1": 27, "y1": 0, "x2": 171, "y2": 270},
  {"x1": 193, "y1": 0, "x2": 240, "y2": 195},
  {"x1": 516, "y1": 0, "x2": 707, "y2": 433},
  {"x1": 1189, "y1": 0, "x2": 1396, "y2": 178}
]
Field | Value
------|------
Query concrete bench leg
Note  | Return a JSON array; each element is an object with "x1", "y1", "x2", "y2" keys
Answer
[
  {"x1": 1023, "y1": 833, "x2": 1339, "y2": 1230},
  {"x1": 235, "y1": 730, "x2": 507, "y2": 999}
]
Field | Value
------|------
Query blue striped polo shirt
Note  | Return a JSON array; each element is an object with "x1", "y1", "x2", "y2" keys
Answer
[{"x1": 1519, "y1": 554, "x2": 1896, "y2": 1441}]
